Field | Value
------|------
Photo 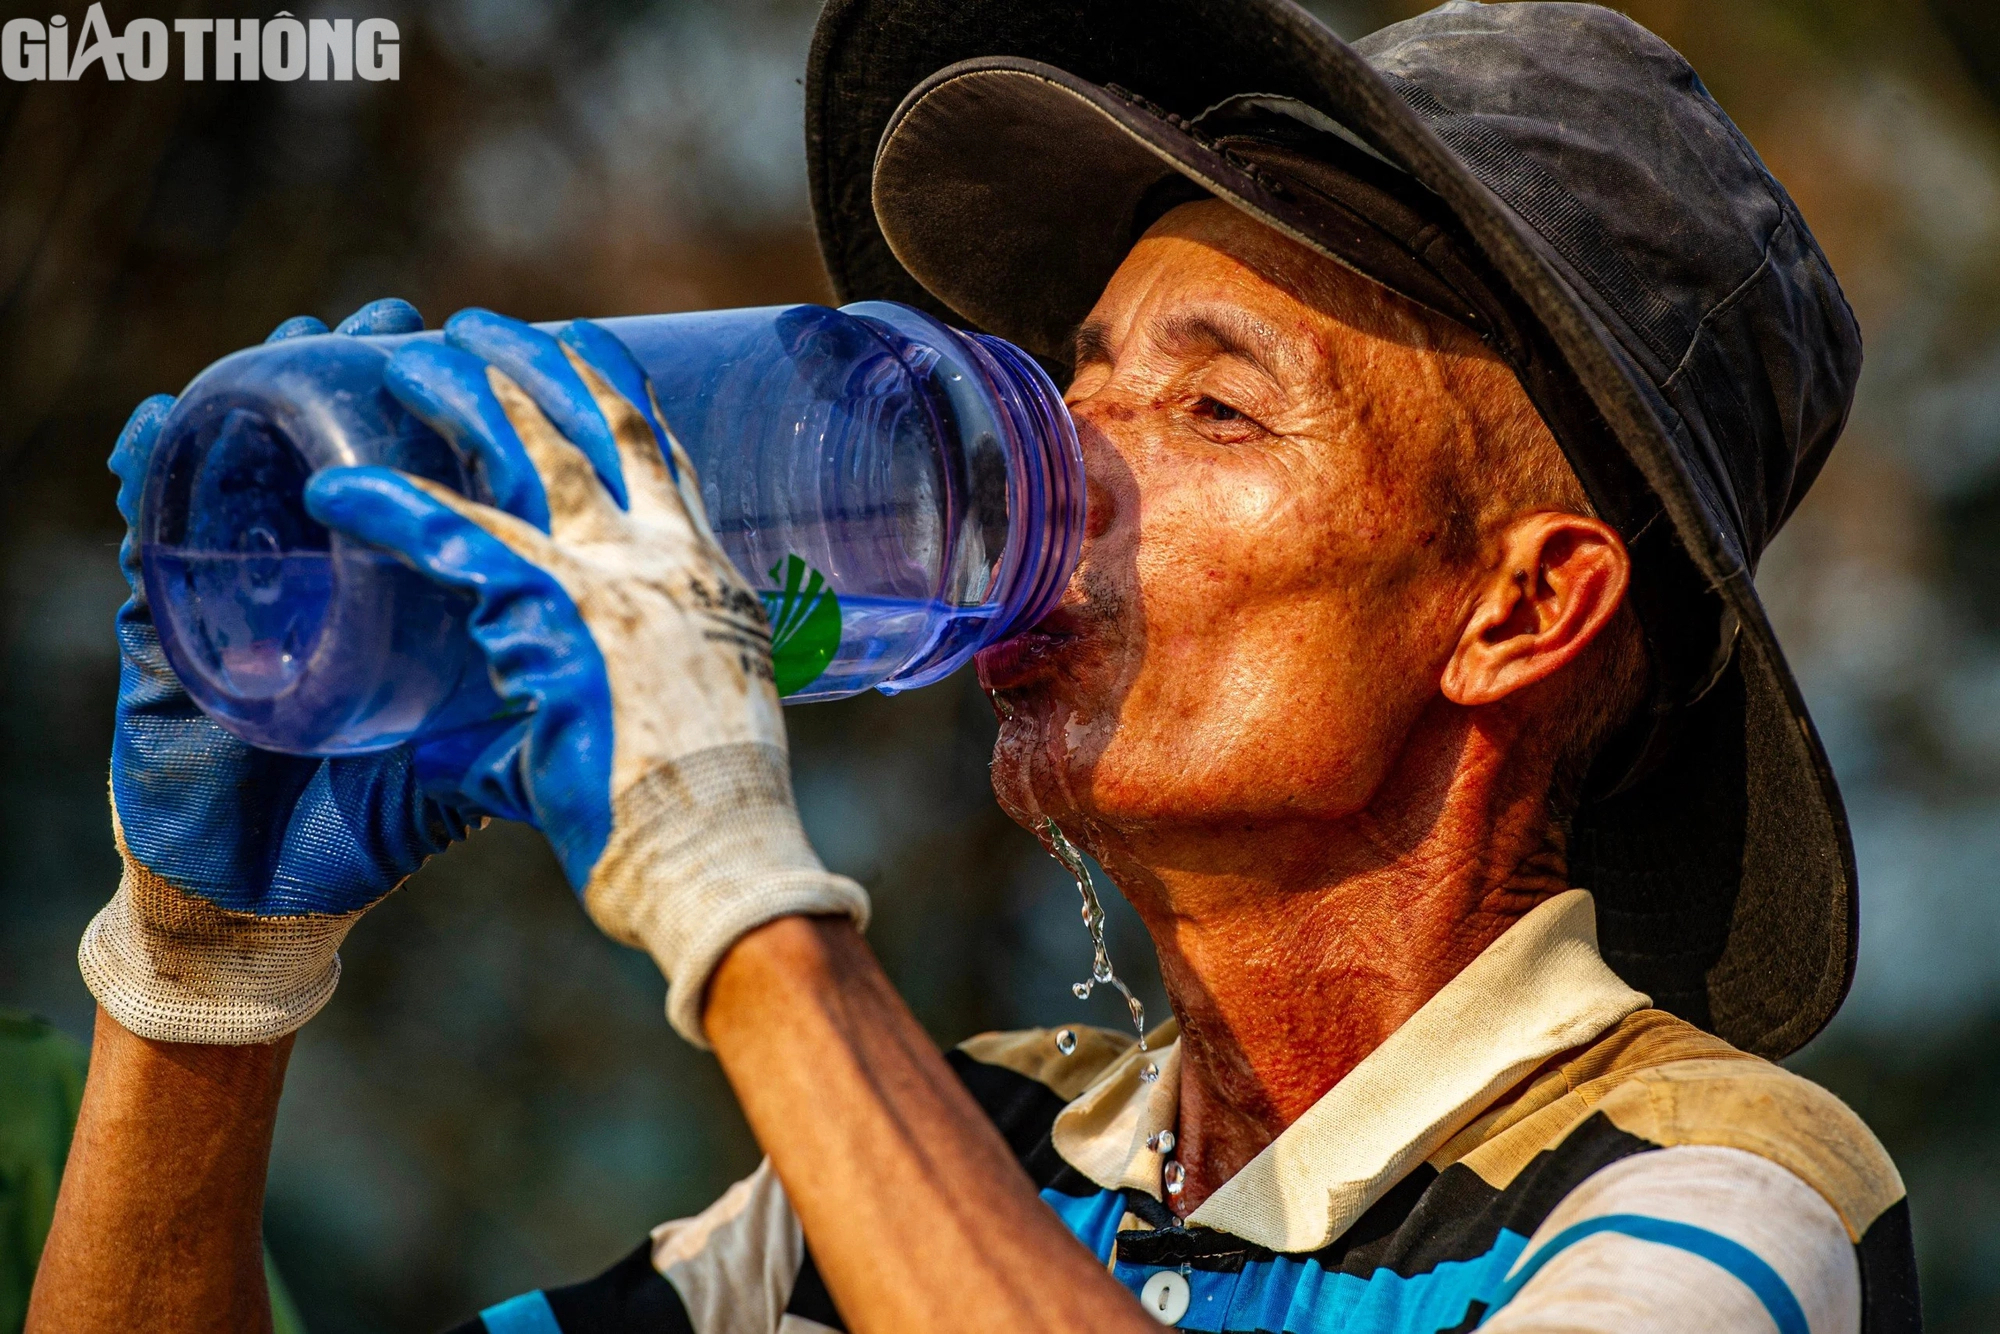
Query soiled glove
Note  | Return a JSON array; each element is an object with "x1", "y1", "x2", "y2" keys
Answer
[
  {"x1": 82, "y1": 300, "x2": 480, "y2": 1046},
  {"x1": 306, "y1": 309, "x2": 867, "y2": 1044}
]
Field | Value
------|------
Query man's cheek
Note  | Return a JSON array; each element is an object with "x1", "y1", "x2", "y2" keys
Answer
[{"x1": 1141, "y1": 481, "x2": 1334, "y2": 604}]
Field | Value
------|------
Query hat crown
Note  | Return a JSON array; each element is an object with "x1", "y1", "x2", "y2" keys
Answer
[{"x1": 1356, "y1": 0, "x2": 1861, "y2": 570}]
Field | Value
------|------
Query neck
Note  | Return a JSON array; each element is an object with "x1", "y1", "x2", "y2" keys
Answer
[{"x1": 1089, "y1": 706, "x2": 1569, "y2": 1217}]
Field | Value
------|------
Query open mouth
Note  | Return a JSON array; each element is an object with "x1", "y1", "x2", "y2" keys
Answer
[{"x1": 976, "y1": 606, "x2": 1087, "y2": 691}]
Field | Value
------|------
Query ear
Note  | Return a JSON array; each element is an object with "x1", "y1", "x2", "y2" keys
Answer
[{"x1": 1440, "y1": 512, "x2": 1631, "y2": 707}]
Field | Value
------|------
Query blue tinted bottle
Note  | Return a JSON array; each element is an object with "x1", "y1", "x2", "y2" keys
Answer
[{"x1": 139, "y1": 302, "x2": 1084, "y2": 755}]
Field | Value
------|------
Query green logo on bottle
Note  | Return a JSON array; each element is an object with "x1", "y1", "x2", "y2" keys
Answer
[{"x1": 763, "y1": 554, "x2": 841, "y2": 696}]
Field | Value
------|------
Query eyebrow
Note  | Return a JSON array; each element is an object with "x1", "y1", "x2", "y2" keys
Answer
[
  {"x1": 1150, "y1": 309, "x2": 1292, "y2": 381},
  {"x1": 1072, "y1": 320, "x2": 1116, "y2": 369},
  {"x1": 1069, "y1": 309, "x2": 1294, "y2": 381}
]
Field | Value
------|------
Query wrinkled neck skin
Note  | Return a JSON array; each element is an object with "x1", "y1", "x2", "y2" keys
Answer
[{"x1": 1073, "y1": 700, "x2": 1570, "y2": 1218}]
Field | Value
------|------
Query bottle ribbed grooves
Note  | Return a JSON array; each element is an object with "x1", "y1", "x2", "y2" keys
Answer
[{"x1": 959, "y1": 332, "x2": 1085, "y2": 642}]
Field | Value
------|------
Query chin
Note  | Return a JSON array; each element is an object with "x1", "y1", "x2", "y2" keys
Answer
[{"x1": 984, "y1": 689, "x2": 1093, "y2": 833}]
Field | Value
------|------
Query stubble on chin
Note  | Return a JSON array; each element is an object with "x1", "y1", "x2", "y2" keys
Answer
[
  {"x1": 987, "y1": 690, "x2": 1060, "y2": 832},
  {"x1": 985, "y1": 567, "x2": 1133, "y2": 836}
]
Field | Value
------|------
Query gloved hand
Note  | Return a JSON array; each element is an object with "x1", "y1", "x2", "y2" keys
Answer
[
  {"x1": 304, "y1": 309, "x2": 868, "y2": 1044},
  {"x1": 81, "y1": 300, "x2": 480, "y2": 1046}
]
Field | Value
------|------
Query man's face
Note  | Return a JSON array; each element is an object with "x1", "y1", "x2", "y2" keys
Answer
[{"x1": 977, "y1": 200, "x2": 1525, "y2": 840}]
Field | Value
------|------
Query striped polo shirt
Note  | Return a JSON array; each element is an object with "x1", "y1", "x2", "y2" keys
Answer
[{"x1": 452, "y1": 891, "x2": 1920, "y2": 1334}]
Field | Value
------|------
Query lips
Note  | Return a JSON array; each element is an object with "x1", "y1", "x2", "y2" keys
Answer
[{"x1": 977, "y1": 606, "x2": 1086, "y2": 691}]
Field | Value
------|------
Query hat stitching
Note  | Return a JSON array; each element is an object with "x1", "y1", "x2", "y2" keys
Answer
[
  {"x1": 1103, "y1": 82, "x2": 1298, "y2": 204},
  {"x1": 1659, "y1": 214, "x2": 1790, "y2": 399},
  {"x1": 1374, "y1": 70, "x2": 1695, "y2": 375}
]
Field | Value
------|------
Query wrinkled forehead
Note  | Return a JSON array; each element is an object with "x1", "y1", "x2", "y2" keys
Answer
[{"x1": 1082, "y1": 200, "x2": 1495, "y2": 382}]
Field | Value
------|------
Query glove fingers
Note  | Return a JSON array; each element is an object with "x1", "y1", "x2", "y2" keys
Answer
[
  {"x1": 269, "y1": 300, "x2": 424, "y2": 345},
  {"x1": 304, "y1": 465, "x2": 561, "y2": 583},
  {"x1": 557, "y1": 338, "x2": 689, "y2": 532},
  {"x1": 110, "y1": 394, "x2": 176, "y2": 535},
  {"x1": 266, "y1": 315, "x2": 330, "y2": 343},
  {"x1": 444, "y1": 309, "x2": 631, "y2": 510},
  {"x1": 484, "y1": 368, "x2": 631, "y2": 540},
  {"x1": 385, "y1": 341, "x2": 554, "y2": 531},
  {"x1": 554, "y1": 321, "x2": 691, "y2": 503},
  {"x1": 109, "y1": 395, "x2": 178, "y2": 602},
  {"x1": 410, "y1": 717, "x2": 536, "y2": 825},
  {"x1": 306, "y1": 465, "x2": 616, "y2": 888},
  {"x1": 335, "y1": 298, "x2": 424, "y2": 337},
  {"x1": 552, "y1": 323, "x2": 740, "y2": 580}
]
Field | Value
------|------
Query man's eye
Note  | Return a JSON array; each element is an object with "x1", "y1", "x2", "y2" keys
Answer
[{"x1": 1196, "y1": 396, "x2": 1244, "y2": 422}]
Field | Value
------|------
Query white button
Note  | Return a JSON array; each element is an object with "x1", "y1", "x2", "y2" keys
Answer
[{"x1": 1139, "y1": 1270, "x2": 1190, "y2": 1325}]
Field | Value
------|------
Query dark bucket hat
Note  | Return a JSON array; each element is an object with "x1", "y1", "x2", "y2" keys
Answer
[{"x1": 805, "y1": 0, "x2": 1863, "y2": 1058}]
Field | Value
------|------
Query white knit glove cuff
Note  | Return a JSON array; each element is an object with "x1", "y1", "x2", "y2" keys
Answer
[
  {"x1": 584, "y1": 741, "x2": 870, "y2": 1046},
  {"x1": 78, "y1": 864, "x2": 362, "y2": 1045}
]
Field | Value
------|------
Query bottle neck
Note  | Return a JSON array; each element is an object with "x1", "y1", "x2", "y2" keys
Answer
[
  {"x1": 839, "y1": 301, "x2": 1084, "y2": 650},
  {"x1": 958, "y1": 330, "x2": 1086, "y2": 641}
]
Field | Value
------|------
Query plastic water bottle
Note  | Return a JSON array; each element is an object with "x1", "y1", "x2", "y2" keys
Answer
[{"x1": 138, "y1": 301, "x2": 1084, "y2": 755}]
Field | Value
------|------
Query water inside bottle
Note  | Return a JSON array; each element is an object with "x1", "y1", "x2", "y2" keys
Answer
[
  {"x1": 144, "y1": 547, "x2": 336, "y2": 697},
  {"x1": 781, "y1": 593, "x2": 1004, "y2": 702},
  {"x1": 143, "y1": 542, "x2": 487, "y2": 753},
  {"x1": 145, "y1": 539, "x2": 1008, "y2": 721}
]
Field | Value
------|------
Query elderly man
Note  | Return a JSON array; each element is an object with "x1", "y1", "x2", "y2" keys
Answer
[{"x1": 29, "y1": 2, "x2": 1917, "y2": 1332}]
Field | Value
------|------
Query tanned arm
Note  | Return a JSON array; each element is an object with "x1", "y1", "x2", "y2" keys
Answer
[
  {"x1": 706, "y1": 914, "x2": 1157, "y2": 1334},
  {"x1": 25, "y1": 1008, "x2": 290, "y2": 1334}
]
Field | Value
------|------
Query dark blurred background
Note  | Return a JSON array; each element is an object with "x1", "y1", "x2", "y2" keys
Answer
[{"x1": 0, "y1": 0, "x2": 1996, "y2": 1329}]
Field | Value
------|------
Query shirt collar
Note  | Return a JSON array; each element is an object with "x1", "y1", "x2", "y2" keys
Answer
[{"x1": 1048, "y1": 889, "x2": 1648, "y2": 1252}]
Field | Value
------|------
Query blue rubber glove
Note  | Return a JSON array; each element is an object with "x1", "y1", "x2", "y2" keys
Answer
[
  {"x1": 304, "y1": 310, "x2": 868, "y2": 1043},
  {"x1": 79, "y1": 300, "x2": 481, "y2": 1047}
]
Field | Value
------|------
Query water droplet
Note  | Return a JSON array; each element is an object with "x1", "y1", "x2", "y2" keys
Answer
[
  {"x1": 1146, "y1": 1130, "x2": 1176, "y2": 1154},
  {"x1": 1044, "y1": 818, "x2": 1147, "y2": 1047},
  {"x1": 1139, "y1": 1060, "x2": 1160, "y2": 1084},
  {"x1": 1055, "y1": 1028, "x2": 1077, "y2": 1056},
  {"x1": 1127, "y1": 995, "x2": 1148, "y2": 1050},
  {"x1": 1163, "y1": 1160, "x2": 1186, "y2": 1198}
]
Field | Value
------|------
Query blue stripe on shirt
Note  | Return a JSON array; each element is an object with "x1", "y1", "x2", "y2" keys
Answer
[
  {"x1": 1041, "y1": 1185, "x2": 1130, "y2": 1262},
  {"x1": 1490, "y1": 1213, "x2": 1808, "y2": 1334},
  {"x1": 477, "y1": 1289, "x2": 563, "y2": 1334},
  {"x1": 1110, "y1": 1228, "x2": 1529, "y2": 1333},
  {"x1": 1064, "y1": 1191, "x2": 1803, "y2": 1333}
]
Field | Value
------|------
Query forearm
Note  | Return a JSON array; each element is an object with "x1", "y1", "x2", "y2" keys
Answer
[
  {"x1": 27, "y1": 1007, "x2": 290, "y2": 1334},
  {"x1": 706, "y1": 915, "x2": 1156, "y2": 1334}
]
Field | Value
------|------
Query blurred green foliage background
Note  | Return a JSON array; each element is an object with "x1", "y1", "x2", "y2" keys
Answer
[{"x1": 1, "y1": 0, "x2": 1998, "y2": 1328}]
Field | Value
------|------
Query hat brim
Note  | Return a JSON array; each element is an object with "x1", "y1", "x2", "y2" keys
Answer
[{"x1": 807, "y1": 1, "x2": 1856, "y2": 1059}]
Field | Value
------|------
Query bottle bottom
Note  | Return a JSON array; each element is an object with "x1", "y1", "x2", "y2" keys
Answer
[
  {"x1": 147, "y1": 547, "x2": 333, "y2": 700},
  {"x1": 144, "y1": 543, "x2": 486, "y2": 755}
]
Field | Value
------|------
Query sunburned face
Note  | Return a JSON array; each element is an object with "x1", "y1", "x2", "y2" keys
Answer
[{"x1": 976, "y1": 199, "x2": 1591, "y2": 841}]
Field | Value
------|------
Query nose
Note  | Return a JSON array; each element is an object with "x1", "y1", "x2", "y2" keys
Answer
[
  {"x1": 1067, "y1": 401, "x2": 1126, "y2": 542},
  {"x1": 1084, "y1": 468, "x2": 1115, "y2": 540}
]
